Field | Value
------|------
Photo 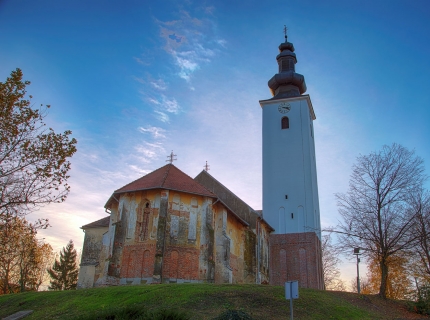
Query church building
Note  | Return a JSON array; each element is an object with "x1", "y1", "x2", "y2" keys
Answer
[{"x1": 77, "y1": 34, "x2": 324, "y2": 290}]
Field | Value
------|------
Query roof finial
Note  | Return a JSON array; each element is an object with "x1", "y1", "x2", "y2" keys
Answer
[
  {"x1": 283, "y1": 25, "x2": 288, "y2": 41},
  {"x1": 204, "y1": 161, "x2": 210, "y2": 172},
  {"x1": 166, "y1": 150, "x2": 177, "y2": 164}
]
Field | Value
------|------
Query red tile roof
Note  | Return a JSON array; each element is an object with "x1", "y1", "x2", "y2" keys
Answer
[{"x1": 113, "y1": 164, "x2": 215, "y2": 198}]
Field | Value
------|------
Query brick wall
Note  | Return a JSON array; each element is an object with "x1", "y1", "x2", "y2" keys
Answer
[
  {"x1": 269, "y1": 232, "x2": 323, "y2": 289},
  {"x1": 162, "y1": 246, "x2": 199, "y2": 282},
  {"x1": 120, "y1": 244, "x2": 156, "y2": 278}
]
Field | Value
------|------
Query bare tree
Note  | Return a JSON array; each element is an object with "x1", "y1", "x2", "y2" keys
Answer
[
  {"x1": 409, "y1": 190, "x2": 430, "y2": 281},
  {"x1": 321, "y1": 233, "x2": 346, "y2": 291},
  {"x1": 336, "y1": 143, "x2": 426, "y2": 298}
]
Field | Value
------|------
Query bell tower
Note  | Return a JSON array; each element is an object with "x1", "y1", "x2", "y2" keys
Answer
[{"x1": 260, "y1": 32, "x2": 323, "y2": 289}]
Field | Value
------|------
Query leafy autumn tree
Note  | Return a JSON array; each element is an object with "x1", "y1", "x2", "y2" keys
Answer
[
  {"x1": 336, "y1": 143, "x2": 427, "y2": 298},
  {"x1": 350, "y1": 276, "x2": 372, "y2": 294},
  {"x1": 366, "y1": 254, "x2": 413, "y2": 300},
  {"x1": 0, "y1": 216, "x2": 26, "y2": 294},
  {"x1": 0, "y1": 216, "x2": 53, "y2": 294},
  {"x1": 31, "y1": 243, "x2": 55, "y2": 291},
  {"x1": 321, "y1": 233, "x2": 346, "y2": 291},
  {"x1": 0, "y1": 68, "x2": 77, "y2": 221},
  {"x1": 17, "y1": 240, "x2": 53, "y2": 292},
  {"x1": 47, "y1": 240, "x2": 78, "y2": 290}
]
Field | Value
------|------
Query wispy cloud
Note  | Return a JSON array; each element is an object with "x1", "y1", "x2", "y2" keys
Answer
[
  {"x1": 154, "y1": 110, "x2": 170, "y2": 123},
  {"x1": 150, "y1": 79, "x2": 167, "y2": 90},
  {"x1": 128, "y1": 165, "x2": 152, "y2": 176},
  {"x1": 148, "y1": 95, "x2": 181, "y2": 116},
  {"x1": 138, "y1": 126, "x2": 166, "y2": 139},
  {"x1": 216, "y1": 39, "x2": 227, "y2": 48},
  {"x1": 162, "y1": 96, "x2": 180, "y2": 114},
  {"x1": 135, "y1": 142, "x2": 166, "y2": 163},
  {"x1": 173, "y1": 53, "x2": 200, "y2": 81},
  {"x1": 148, "y1": 98, "x2": 161, "y2": 105},
  {"x1": 157, "y1": 10, "x2": 225, "y2": 82},
  {"x1": 134, "y1": 57, "x2": 149, "y2": 65}
]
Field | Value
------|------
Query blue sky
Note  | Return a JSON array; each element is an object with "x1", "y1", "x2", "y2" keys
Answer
[{"x1": 1, "y1": 0, "x2": 430, "y2": 288}]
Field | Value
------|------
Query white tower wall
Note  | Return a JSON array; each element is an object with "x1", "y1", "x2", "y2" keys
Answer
[{"x1": 260, "y1": 95, "x2": 321, "y2": 237}]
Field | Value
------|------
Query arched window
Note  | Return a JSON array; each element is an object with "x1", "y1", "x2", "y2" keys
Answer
[
  {"x1": 136, "y1": 202, "x2": 151, "y2": 242},
  {"x1": 281, "y1": 116, "x2": 289, "y2": 129}
]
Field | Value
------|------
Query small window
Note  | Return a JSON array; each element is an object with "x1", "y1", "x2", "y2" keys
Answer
[{"x1": 281, "y1": 116, "x2": 289, "y2": 129}]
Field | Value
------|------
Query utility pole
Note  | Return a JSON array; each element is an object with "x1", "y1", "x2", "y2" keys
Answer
[{"x1": 353, "y1": 248, "x2": 361, "y2": 294}]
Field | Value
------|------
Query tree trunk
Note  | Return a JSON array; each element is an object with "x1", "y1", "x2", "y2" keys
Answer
[
  {"x1": 379, "y1": 258, "x2": 389, "y2": 299},
  {"x1": 2, "y1": 269, "x2": 9, "y2": 294}
]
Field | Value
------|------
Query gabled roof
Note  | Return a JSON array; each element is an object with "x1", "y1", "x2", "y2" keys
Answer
[
  {"x1": 194, "y1": 170, "x2": 273, "y2": 231},
  {"x1": 105, "y1": 164, "x2": 216, "y2": 208},
  {"x1": 81, "y1": 216, "x2": 110, "y2": 229}
]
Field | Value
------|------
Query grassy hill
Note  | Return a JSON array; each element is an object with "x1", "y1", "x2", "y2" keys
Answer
[{"x1": 0, "y1": 284, "x2": 427, "y2": 319}]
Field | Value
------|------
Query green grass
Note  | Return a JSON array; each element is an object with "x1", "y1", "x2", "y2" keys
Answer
[{"x1": 0, "y1": 284, "x2": 415, "y2": 319}]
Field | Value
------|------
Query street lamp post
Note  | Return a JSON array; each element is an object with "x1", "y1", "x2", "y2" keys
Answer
[{"x1": 353, "y1": 248, "x2": 361, "y2": 294}]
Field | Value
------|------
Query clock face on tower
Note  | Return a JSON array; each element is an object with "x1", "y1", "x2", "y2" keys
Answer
[{"x1": 278, "y1": 102, "x2": 291, "y2": 113}]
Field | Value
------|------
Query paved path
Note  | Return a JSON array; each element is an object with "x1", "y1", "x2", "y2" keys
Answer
[{"x1": 2, "y1": 310, "x2": 33, "y2": 320}]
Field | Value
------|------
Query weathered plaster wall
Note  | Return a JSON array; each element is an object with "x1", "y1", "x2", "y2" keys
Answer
[
  {"x1": 77, "y1": 226, "x2": 108, "y2": 289},
  {"x1": 214, "y1": 206, "x2": 231, "y2": 284},
  {"x1": 161, "y1": 192, "x2": 212, "y2": 283},
  {"x1": 113, "y1": 190, "x2": 160, "y2": 284},
  {"x1": 100, "y1": 189, "x2": 218, "y2": 285},
  {"x1": 213, "y1": 203, "x2": 267, "y2": 285},
  {"x1": 77, "y1": 265, "x2": 95, "y2": 289},
  {"x1": 98, "y1": 204, "x2": 119, "y2": 286},
  {"x1": 243, "y1": 229, "x2": 256, "y2": 283},
  {"x1": 196, "y1": 197, "x2": 215, "y2": 283},
  {"x1": 89, "y1": 187, "x2": 270, "y2": 288},
  {"x1": 226, "y1": 212, "x2": 246, "y2": 283},
  {"x1": 256, "y1": 221, "x2": 271, "y2": 283}
]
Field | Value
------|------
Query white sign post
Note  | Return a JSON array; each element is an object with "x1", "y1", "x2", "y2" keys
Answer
[{"x1": 285, "y1": 281, "x2": 299, "y2": 320}]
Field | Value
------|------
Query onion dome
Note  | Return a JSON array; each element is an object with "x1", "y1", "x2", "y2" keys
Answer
[{"x1": 268, "y1": 34, "x2": 307, "y2": 99}]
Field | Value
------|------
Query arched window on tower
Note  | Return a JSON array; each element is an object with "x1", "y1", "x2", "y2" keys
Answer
[{"x1": 281, "y1": 116, "x2": 289, "y2": 129}]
